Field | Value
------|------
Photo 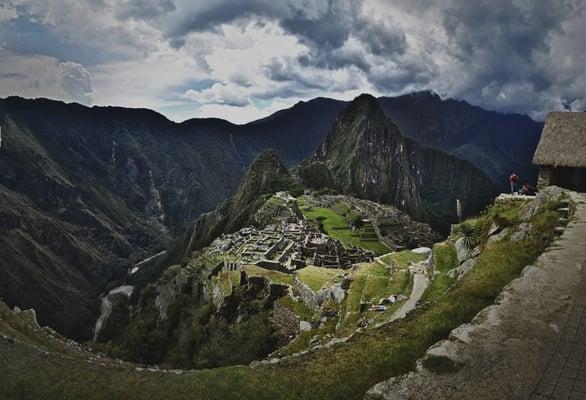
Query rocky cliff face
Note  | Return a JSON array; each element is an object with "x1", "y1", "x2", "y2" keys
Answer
[{"x1": 304, "y1": 94, "x2": 496, "y2": 230}]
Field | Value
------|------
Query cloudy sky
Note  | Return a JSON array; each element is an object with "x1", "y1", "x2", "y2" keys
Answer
[{"x1": 0, "y1": 0, "x2": 584, "y2": 123}]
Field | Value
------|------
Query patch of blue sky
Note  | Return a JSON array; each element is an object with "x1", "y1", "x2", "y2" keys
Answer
[
  {"x1": 251, "y1": 97, "x2": 273, "y2": 109},
  {"x1": 0, "y1": 16, "x2": 125, "y2": 66}
]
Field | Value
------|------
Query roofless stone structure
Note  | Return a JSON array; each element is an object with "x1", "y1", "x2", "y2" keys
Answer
[{"x1": 533, "y1": 111, "x2": 586, "y2": 191}]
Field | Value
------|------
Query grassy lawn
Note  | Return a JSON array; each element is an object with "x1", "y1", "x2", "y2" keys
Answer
[
  {"x1": 278, "y1": 330, "x2": 314, "y2": 356},
  {"x1": 295, "y1": 266, "x2": 344, "y2": 292},
  {"x1": 0, "y1": 199, "x2": 562, "y2": 400},
  {"x1": 339, "y1": 262, "x2": 411, "y2": 331},
  {"x1": 386, "y1": 250, "x2": 428, "y2": 269},
  {"x1": 276, "y1": 296, "x2": 314, "y2": 321},
  {"x1": 218, "y1": 270, "x2": 241, "y2": 295},
  {"x1": 242, "y1": 265, "x2": 294, "y2": 286},
  {"x1": 219, "y1": 272, "x2": 233, "y2": 295},
  {"x1": 299, "y1": 202, "x2": 389, "y2": 255}
]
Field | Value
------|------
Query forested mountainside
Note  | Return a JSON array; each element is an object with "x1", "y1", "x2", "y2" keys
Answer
[
  {"x1": 0, "y1": 92, "x2": 536, "y2": 339},
  {"x1": 0, "y1": 97, "x2": 337, "y2": 339}
]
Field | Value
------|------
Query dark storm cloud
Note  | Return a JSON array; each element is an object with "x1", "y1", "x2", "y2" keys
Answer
[
  {"x1": 164, "y1": 0, "x2": 406, "y2": 70},
  {"x1": 263, "y1": 58, "x2": 332, "y2": 91},
  {"x1": 434, "y1": 0, "x2": 585, "y2": 115},
  {"x1": 116, "y1": 0, "x2": 176, "y2": 20},
  {"x1": 152, "y1": 0, "x2": 584, "y2": 117},
  {"x1": 166, "y1": 1, "x2": 287, "y2": 38}
]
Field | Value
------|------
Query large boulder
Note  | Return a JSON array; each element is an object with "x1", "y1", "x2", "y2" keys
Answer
[
  {"x1": 520, "y1": 186, "x2": 565, "y2": 221},
  {"x1": 455, "y1": 237, "x2": 480, "y2": 264}
]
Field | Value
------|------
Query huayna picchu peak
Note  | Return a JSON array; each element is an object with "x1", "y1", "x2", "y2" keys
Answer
[{"x1": 303, "y1": 94, "x2": 496, "y2": 229}]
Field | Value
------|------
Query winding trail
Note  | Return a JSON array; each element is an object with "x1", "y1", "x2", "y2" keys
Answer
[{"x1": 390, "y1": 272, "x2": 429, "y2": 322}]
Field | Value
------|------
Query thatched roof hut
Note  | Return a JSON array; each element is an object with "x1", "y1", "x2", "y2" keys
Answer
[
  {"x1": 533, "y1": 111, "x2": 586, "y2": 167},
  {"x1": 533, "y1": 112, "x2": 586, "y2": 191}
]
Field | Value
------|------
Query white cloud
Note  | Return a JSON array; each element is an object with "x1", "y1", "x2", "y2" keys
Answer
[
  {"x1": 0, "y1": 0, "x2": 584, "y2": 122},
  {"x1": 0, "y1": 4, "x2": 17, "y2": 22},
  {"x1": 0, "y1": 53, "x2": 93, "y2": 104},
  {"x1": 90, "y1": 45, "x2": 205, "y2": 110}
]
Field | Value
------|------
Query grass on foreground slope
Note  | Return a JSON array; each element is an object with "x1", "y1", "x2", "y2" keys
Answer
[
  {"x1": 299, "y1": 200, "x2": 389, "y2": 255},
  {"x1": 276, "y1": 296, "x2": 314, "y2": 322},
  {"x1": 0, "y1": 200, "x2": 561, "y2": 400}
]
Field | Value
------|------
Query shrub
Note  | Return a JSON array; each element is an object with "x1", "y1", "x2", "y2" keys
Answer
[{"x1": 458, "y1": 222, "x2": 479, "y2": 250}]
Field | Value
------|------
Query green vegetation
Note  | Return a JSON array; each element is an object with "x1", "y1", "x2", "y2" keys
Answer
[
  {"x1": 298, "y1": 161, "x2": 336, "y2": 190},
  {"x1": 276, "y1": 296, "x2": 314, "y2": 321},
  {"x1": 218, "y1": 271, "x2": 241, "y2": 295},
  {"x1": 457, "y1": 221, "x2": 480, "y2": 250},
  {"x1": 299, "y1": 199, "x2": 389, "y2": 255},
  {"x1": 0, "y1": 198, "x2": 564, "y2": 400},
  {"x1": 339, "y1": 262, "x2": 411, "y2": 331},
  {"x1": 422, "y1": 355, "x2": 462, "y2": 374},
  {"x1": 296, "y1": 266, "x2": 344, "y2": 292},
  {"x1": 387, "y1": 250, "x2": 428, "y2": 269},
  {"x1": 421, "y1": 243, "x2": 458, "y2": 303},
  {"x1": 242, "y1": 265, "x2": 294, "y2": 286}
]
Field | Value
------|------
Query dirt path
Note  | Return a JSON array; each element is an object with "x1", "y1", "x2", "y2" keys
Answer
[
  {"x1": 366, "y1": 191, "x2": 586, "y2": 400},
  {"x1": 390, "y1": 272, "x2": 428, "y2": 322}
]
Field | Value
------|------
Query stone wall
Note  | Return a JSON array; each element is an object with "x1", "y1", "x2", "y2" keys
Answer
[
  {"x1": 292, "y1": 277, "x2": 319, "y2": 311},
  {"x1": 255, "y1": 260, "x2": 292, "y2": 274},
  {"x1": 271, "y1": 302, "x2": 299, "y2": 338},
  {"x1": 537, "y1": 166, "x2": 552, "y2": 189}
]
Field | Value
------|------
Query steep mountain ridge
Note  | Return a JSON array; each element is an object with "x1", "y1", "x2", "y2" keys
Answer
[
  {"x1": 304, "y1": 94, "x2": 496, "y2": 228},
  {"x1": 377, "y1": 91, "x2": 543, "y2": 186}
]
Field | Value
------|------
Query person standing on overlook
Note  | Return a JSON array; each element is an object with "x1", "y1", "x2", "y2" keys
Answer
[{"x1": 509, "y1": 172, "x2": 519, "y2": 194}]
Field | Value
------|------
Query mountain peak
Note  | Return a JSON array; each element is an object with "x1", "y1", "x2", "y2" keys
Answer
[
  {"x1": 335, "y1": 93, "x2": 387, "y2": 128},
  {"x1": 228, "y1": 149, "x2": 299, "y2": 229},
  {"x1": 347, "y1": 93, "x2": 380, "y2": 110},
  {"x1": 307, "y1": 94, "x2": 496, "y2": 228}
]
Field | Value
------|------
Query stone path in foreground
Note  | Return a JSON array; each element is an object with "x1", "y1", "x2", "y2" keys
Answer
[{"x1": 530, "y1": 277, "x2": 586, "y2": 400}]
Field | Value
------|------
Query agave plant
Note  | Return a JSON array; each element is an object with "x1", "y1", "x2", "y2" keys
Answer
[{"x1": 458, "y1": 221, "x2": 479, "y2": 250}]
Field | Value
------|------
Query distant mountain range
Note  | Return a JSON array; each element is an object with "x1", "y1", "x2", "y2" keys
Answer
[{"x1": 0, "y1": 92, "x2": 542, "y2": 339}]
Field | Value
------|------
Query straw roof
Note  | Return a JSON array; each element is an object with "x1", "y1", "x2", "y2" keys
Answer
[{"x1": 533, "y1": 111, "x2": 586, "y2": 167}]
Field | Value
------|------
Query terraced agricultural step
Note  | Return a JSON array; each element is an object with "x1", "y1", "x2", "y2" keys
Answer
[{"x1": 557, "y1": 207, "x2": 571, "y2": 218}]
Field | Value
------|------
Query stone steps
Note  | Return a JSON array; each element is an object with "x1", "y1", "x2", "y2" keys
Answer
[{"x1": 557, "y1": 207, "x2": 571, "y2": 219}]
